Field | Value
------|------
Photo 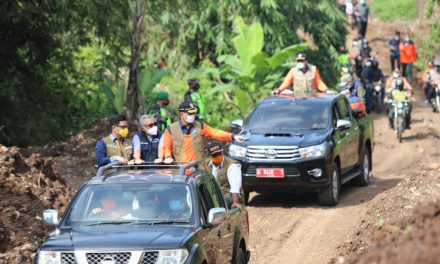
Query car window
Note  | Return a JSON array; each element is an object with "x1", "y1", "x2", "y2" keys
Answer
[
  {"x1": 210, "y1": 178, "x2": 227, "y2": 209},
  {"x1": 336, "y1": 98, "x2": 351, "y2": 120},
  {"x1": 63, "y1": 183, "x2": 194, "y2": 226},
  {"x1": 247, "y1": 100, "x2": 330, "y2": 130},
  {"x1": 198, "y1": 184, "x2": 214, "y2": 219}
]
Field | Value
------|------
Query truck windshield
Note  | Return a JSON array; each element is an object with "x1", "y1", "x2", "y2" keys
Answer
[
  {"x1": 62, "y1": 183, "x2": 193, "y2": 226},
  {"x1": 247, "y1": 100, "x2": 330, "y2": 130}
]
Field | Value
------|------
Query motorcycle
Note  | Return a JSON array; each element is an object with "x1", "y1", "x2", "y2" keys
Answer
[
  {"x1": 372, "y1": 81, "x2": 384, "y2": 114},
  {"x1": 432, "y1": 81, "x2": 440, "y2": 113},
  {"x1": 389, "y1": 100, "x2": 410, "y2": 143}
]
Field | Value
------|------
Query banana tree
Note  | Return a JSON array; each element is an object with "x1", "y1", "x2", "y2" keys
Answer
[{"x1": 212, "y1": 17, "x2": 308, "y2": 117}]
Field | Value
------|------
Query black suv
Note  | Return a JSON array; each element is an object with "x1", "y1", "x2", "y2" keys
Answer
[
  {"x1": 228, "y1": 94, "x2": 374, "y2": 206},
  {"x1": 34, "y1": 162, "x2": 250, "y2": 264}
]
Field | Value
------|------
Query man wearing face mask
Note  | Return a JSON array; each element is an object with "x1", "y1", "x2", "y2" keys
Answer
[
  {"x1": 185, "y1": 78, "x2": 205, "y2": 121},
  {"x1": 163, "y1": 101, "x2": 246, "y2": 165},
  {"x1": 131, "y1": 115, "x2": 163, "y2": 164},
  {"x1": 206, "y1": 143, "x2": 243, "y2": 209},
  {"x1": 151, "y1": 91, "x2": 172, "y2": 132},
  {"x1": 96, "y1": 115, "x2": 133, "y2": 167},
  {"x1": 272, "y1": 53, "x2": 328, "y2": 97},
  {"x1": 399, "y1": 32, "x2": 417, "y2": 84}
]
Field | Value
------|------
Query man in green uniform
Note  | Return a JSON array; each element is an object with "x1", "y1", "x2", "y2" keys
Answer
[
  {"x1": 151, "y1": 91, "x2": 172, "y2": 132},
  {"x1": 206, "y1": 142, "x2": 243, "y2": 209},
  {"x1": 185, "y1": 78, "x2": 205, "y2": 121}
]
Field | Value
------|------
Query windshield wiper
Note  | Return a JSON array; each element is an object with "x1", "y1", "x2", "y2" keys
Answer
[
  {"x1": 148, "y1": 220, "x2": 190, "y2": 225},
  {"x1": 84, "y1": 220, "x2": 134, "y2": 226}
]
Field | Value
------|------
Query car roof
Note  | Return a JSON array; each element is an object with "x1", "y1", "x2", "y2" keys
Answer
[
  {"x1": 88, "y1": 162, "x2": 204, "y2": 186},
  {"x1": 263, "y1": 94, "x2": 341, "y2": 104}
]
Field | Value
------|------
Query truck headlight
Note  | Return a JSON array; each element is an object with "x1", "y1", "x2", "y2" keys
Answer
[
  {"x1": 299, "y1": 142, "x2": 328, "y2": 159},
  {"x1": 157, "y1": 249, "x2": 188, "y2": 264},
  {"x1": 37, "y1": 251, "x2": 61, "y2": 264},
  {"x1": 229, "y1": 144, "x2": 247, "y2": 158}
]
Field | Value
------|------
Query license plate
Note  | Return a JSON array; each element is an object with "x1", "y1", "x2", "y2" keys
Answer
[{"x1": 256, "y1": 168, "x2": 285, "y2": 178}]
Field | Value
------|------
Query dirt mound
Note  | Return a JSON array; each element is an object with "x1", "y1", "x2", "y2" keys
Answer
[
  {"x1": 0, "y1": 145, "x2": 75, "y2": 263},
  {"x1": 23, "y1": 118, "x2": 110, "y2": 189},
  {"x1": 332, "y1": 163, "x2": 440, "y2": 264}
]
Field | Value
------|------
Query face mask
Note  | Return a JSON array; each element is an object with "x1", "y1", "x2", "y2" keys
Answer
[
  {"x1": 185, "y1": 114, "x2": 196, "y2": 123},
  {"x1": 297, "y1": 62, "x2": 305, "y2": 69},
  {"x1": 168, "y1": 200, "x2": 183, "y2": 211},
  {"x1": 211, "y1": 155, "x2": 224, "y2": 165},
  {"x1": 146, "y1": 126, "x2": 158, "y2": 136},
  {"x1": 393, "y1": 72, "x2": 399, "y2": 78},
  {"x1": 103, "y1": 199, "x2": 116, "y2": 210},
  {"x1": 405, "y1": 37, "x2": 410, "y2": 42},
  {"x1": 118, "y1": 128, "x2": 129, "y2": 138}
]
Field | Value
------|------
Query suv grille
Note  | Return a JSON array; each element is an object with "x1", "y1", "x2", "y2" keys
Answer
[
  {"x1": 86, "y1": 253, "x2": 131, "y2": 264},
  {"x1": 247, "y1": 146, "x2": 300, "y2": 160},
  {"x1": 245, "y1": 165, "x2": 300, "y2": 177},
  {"x1": 141, "y1": 251, "x2": 159, "y2": 264},
  {"x1": 61, "y1": 253, "x2": 77, "y2": 264}
]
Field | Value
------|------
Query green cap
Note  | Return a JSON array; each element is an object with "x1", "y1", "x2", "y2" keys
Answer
[{"x1": 155, "y1": 91, "x2": 169, "y2": 100}]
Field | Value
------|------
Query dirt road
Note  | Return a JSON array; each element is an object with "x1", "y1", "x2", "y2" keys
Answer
[{"x1": 247, "y1": 11, "x2": 440, "y2": 263}]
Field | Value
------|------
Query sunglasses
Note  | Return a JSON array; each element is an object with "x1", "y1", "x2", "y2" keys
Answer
[{"x1": 143, "y1": 122, "x2": 158, "y2": 128}]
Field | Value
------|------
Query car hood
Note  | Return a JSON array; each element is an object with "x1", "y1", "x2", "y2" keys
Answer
[
  {"x1": 41, "y1": 225, "x2": 196, "y2": 250},
  {"x1": 241, "y1": 128, "x2": 331, "y2": 147}
]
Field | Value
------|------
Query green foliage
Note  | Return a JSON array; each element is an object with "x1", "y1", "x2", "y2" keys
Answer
[
  {"x1": 415, "y1": 22, "x2": 440, "y2": 69},
  {"x1": 371, "y1": 0, "x2": 417, "y2": 21}
]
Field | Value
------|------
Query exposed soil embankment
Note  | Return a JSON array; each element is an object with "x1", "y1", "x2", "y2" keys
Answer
[{"x1": 0, "y1": 145, "x2": 75, "y2": 263}]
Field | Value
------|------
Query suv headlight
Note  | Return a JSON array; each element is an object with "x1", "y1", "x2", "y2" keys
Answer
[
  {"x1": 229, "y1": 144, "x2": 247, "y2": 158},
  {"x1": 158, "y1": 249, "x2": 188, "y2": 264},
  {"x1": 299, "y1": 142, "x2": 328, "y2": 159},
  {"x1": 37, "y1": 251, "x2": 60, "y2": 264}
]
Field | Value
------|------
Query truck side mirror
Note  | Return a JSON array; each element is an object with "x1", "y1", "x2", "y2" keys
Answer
[
  {"x1": 336, "y1": 119, "x2": 352, "y2": 130},
  {"x1": 43, "y1": 209, "x2": 59, "y2": 225},
  {"x1": 230, "y1": 119, "x2": 244, "y2": 129},
  {"x1": 207, "y1": 208, "x2": 226, "y2": 226}
]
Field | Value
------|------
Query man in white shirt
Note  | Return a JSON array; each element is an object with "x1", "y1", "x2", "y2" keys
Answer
[{"x1": 206, "y1": 142, "x2": 243, "y2": 209}]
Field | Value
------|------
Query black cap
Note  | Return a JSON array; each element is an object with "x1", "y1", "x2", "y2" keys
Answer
[
  {"x1": 296, "y1": 53, "x2": 307, "y2": 61},
  {"x1": 178, "y1": 101, "x2": 198, "y2": 114},
  {"x1": 187, "y1": 78, "x2": 199, "y2": 84},
  {"x1": 207, "y1": 142, "x2": 223, "y2": 156}
]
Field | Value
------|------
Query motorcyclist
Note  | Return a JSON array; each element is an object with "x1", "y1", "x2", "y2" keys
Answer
[
  {"x1": 361, "y1": 57, "x2": 385, "y2": 112},
  {"x1": 386, "y1": 70, "x2": 413, "y2": 94},
  {"x1": 422, "y1": 60, "x2": 440, "y2": 108},
  {"x1": 387, "y1": 77, "x2": 412, "y2": 129}
]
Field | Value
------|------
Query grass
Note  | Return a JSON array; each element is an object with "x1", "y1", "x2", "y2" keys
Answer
[{"x1": 370, "y1": 0, "x2": 418, "y2": 21}]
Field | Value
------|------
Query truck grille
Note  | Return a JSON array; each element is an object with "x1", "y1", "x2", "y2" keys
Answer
[
  {"x1": 86, "y1": 252, "x2": 131, "y2": 264},
  {"x1": 247, "y1": 146, "x2": 300, "y2": 160},
  {"x1": 141, "y1": 251, "x2": 159, "y2": 264},
  {"x1": 245, "y1": 165, "x2": 300, "y2": 177},
  {"x1": 61, "y1": 253, "x2": 77, "y2": 264}
]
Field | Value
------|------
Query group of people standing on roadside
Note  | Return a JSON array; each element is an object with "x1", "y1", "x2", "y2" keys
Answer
[{"x1": 96, "y1": 78, "x2": 246, "y2": 208}]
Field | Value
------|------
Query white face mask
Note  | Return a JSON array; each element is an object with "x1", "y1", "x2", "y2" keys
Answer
[
  {"x1": 185, "y1": 114, "x2": 196, "y2": 124},
  {"x1": 146, "y1": 126, "x2": 158, "y2": 136},
  {"x1": 297, "y1": 62, "x2": 305, "y2": 69}
]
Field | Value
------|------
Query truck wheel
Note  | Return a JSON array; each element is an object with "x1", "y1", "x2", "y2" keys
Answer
[
  {"x1": 353, "y1": 148, "x2": 370, "y2": 186},
  {"x1": 233, "y1": 248, "x2": 246, "y2": 264},
  {"x1": 318, "y1": 163, "x2": 340, "y2": 206}
]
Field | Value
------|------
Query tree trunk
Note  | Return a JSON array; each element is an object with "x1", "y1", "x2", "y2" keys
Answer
[{"x1": 125, "y1": 0, "x2": 146, "y2": 120}]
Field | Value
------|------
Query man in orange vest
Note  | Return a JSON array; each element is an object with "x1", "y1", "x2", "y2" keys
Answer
[
  {"x1": 163, "y1": 101, "x2": 246, "y2": 164},
  {"x1": 399, "y1": 33, "x2": 417, "y2": 84},
  {"x1": 272, "y1": 53, "x2": 328, "y2": 97}
]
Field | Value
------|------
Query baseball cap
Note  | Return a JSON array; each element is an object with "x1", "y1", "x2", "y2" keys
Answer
[
  {"x1": 296, "y1": 53, "x2": 307, "y2": 61},
  {"x1": 155, "y1": 91, "x2": 169, "y2": 100},
  {"x1": 178, "y1": 101, "x2": 198, "y2": 114},
  {"x1": 207, "y1": 142, "x2": 223, "y2": 156}
]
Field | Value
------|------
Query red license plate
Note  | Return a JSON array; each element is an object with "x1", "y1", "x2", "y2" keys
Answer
[{"x1": 256, "y1": 168, "x2": 285, "y2": 178}]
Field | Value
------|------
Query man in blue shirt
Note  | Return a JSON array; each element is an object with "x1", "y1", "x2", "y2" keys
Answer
[
  {"x1": 388, "y1": 31, "x2": 401, "y2": 72},
  {"x1": 95, "y1": 115, "x2": 133, "y2": 167},
  {"x1": 131, "y1": 114, "x2": 163, "y2": 164}
]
